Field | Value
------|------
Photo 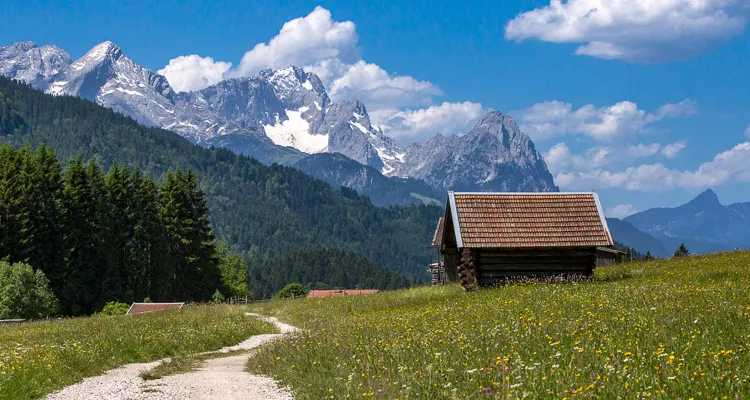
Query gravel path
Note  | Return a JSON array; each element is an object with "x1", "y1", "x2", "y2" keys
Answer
[{"x1": 47, "y1": 313, "x2": 299, "y2": 400}]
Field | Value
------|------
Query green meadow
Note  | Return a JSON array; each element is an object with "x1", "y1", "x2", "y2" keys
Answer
[
  {"x1": 0, "y1": 305, "x2": 275, "y2": 399},
  {"x1": 248, "y1": 252, "x2": 750, "y2": 399}
]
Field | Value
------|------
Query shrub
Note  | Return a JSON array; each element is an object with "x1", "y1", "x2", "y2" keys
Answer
[
  {"x1": 95, "y1": 301, "x2": 130, "y2": 316},
  {"x1": 0, "y1": 261, "x2": 58, "y2": 319},
  {"x1": 211, "y1": 289, "x2": 226, "y2": 303},
  {"x1": 274, "y1": 283, "x2": 307, "y2": 300}
]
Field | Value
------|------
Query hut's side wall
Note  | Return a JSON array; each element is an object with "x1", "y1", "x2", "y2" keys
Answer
[
  {"x1": 473, "y1": 247, "x2": 597, "y2": 287},
  {"x1": 596, "y1": 251, "x2": 619, "y2": 267},
  {"x1": 443, "y1": 251, "x2": 459, "y2": 282}
]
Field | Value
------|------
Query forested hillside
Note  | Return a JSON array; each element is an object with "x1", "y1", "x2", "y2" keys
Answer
[
  {"x1": 0, "y1": 78, "x2": 441, "y2": 284},
  {"x1": 0, "y1": 144, "x2": 220, "y2": 314},
  {"x1": 248, "y1": 247, "x2": 412, "y2": 299}
]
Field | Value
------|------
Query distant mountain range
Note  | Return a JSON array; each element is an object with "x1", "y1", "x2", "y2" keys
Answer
[
  {"x1": 608, "y1": 189, "x2": 750, "y2": 257},
  {"x1": 5, "y1": 40, "x2": 746, "y2": 257},
  {"x1": 0, "y1": 41, "x2": 558, "y2": 206}
]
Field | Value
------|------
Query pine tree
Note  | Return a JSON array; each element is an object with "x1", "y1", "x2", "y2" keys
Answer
[
  {"x1": 0, "y1": 144, "x2": 24, "y2": 261},
  {"x1": 85, "y1": 159, "x2": 109, "y2": 310},
  {"x1": 102, "y1": 162, "x2": 132, "y2": 302},
  {"x1": 160, "y1": 171, "x2": 220, "y2": 301},
  {"x1": 673, "y1": 243, "x2": 689, "y2": 258},
  {"x1": 60, "y1": 158, "x2": 97, "y2": 315},
  {"x1": 15, "y1": 144, "x2": 41, "y2": 264},
  {"x1": 130, "y1": 171, "x2": 167, "y2": 301},
  {"x1": 182, "y1": 171, "x2": 220, "y2": 300},
  {"x1": 32, "y1": 145, "x2": 65, "y2": 296},
  {"x1": 159, "y1": 171, "x2": 184, "y2": 300}
]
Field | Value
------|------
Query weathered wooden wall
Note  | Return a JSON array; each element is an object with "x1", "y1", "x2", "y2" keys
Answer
[
  {"x1": 596, "y1": 251, "x2": 620, "y2": 267},
  {"x1": 456, "y1": 247, "x2": 597, "y2": 288}
]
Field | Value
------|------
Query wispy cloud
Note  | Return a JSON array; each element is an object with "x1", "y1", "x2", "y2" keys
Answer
[
  {"x1": 554, "y1": 141, "x2": 750, "y2": 192},
  {"x1": 518, "y1": 99, "x2": 696, "y2": 142},
  {"x1": 505, "y1": 0, "x2": 748, "y2": 62},
  {"x1": 606, "y1": 204, "x2": 638, "y2": 219}
]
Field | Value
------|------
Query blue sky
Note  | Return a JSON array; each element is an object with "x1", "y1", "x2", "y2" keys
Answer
[{"x1": 2, "y1": 0, "x2": 749, "y2": 215}]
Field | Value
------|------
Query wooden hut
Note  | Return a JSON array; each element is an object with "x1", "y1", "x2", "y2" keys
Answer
[
  {"x1": 306, "y1": 289, "x2": 379, "y2": 298},
  {"x1": 126, "y1": 302, "x2": 184, "y2": 315},
  {"x1": 439, "y1": 191, "x2": 614, "y2": 289},
  {"x1": 596, "y1": 247, "x2": 627, "y2": 266}
]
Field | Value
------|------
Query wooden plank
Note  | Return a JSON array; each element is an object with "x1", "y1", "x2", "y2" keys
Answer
[
  {"x1": 478, "y1": 258, "x2": 594, "y2": 265},
  {"x1": 477, "y1": 250, "x2": 596, "y2": 258},
  {"x1": 480, "y1": 265, "x2": 592, "y2": 273},
  {"x1": 480, "y1": 269, "x2": 588, "y2": 278}
]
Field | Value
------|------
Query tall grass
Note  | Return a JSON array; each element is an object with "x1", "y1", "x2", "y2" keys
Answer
[
  {"x1": 0, "y1": 305, "x2": 275, "y2": 399},
  {"x1": 248, "y1": 252, "x2": 750, "y2": 399}
]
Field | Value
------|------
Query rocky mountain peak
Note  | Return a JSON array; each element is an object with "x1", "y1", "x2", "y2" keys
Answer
[
  {"x1": 65, "y1": 41, "x2": 124, "y2": 73},
  {"x1": 0, "y1": 41, "x2": 72, "y2": 88},
  {"x1": 690, "y1": 189, "x2": 720, "y2": 206},
  {"x1": 471, "y1": 110, "x2": 521, "y2": 140},
  {"x1": 5, "y1": 41, "x2": 38, "y2": 52}
]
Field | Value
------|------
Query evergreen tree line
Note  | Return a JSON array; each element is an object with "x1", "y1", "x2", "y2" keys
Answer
[
  {"x1": 247, "y1": 247, "x2": 412, "y2": 299},
  {"x1": 613, "y1": 241, "x2": 646, "y2": 262},
  {"x1": 0, "y1": 144, "x2": 220, "y2": 315},
  {"x1": 0, "y1": 77, "x2": 441, "y2": 283}
]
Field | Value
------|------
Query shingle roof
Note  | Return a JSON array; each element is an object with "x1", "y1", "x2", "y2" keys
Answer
[
  {"x1": 126, "y1": 303, "x2": 184, "y2": 315},
  {"x1": 306, "y1": 290, "x2": 379, "y2": 298},
  {"x1": 430, "y1": 217, "x2": 445, "y2": 248},
  {"x1": 447, "y1": 192, "x2": 613, "y2": 249}
]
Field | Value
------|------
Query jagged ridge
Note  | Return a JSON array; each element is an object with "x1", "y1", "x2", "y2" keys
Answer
[{"x1": 0, "y1": 40, "x2": 558, "y2": 199}]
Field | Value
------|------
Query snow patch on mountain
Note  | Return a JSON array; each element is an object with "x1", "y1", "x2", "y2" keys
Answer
[{"x1": 264, "y1": 107, "x2": 328, "y2": 153}]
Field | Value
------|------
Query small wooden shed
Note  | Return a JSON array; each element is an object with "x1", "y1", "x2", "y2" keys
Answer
[
  {"x1": 596, "y1": 247, "x2": 627, "y2": 266},
  {"x1": 126, "y1": 302, "x2": 184, "y2": 315},
  {"x1": 306, "y1": 289, "x2": 379, "y2": 298},
  {"x1": 438, "y1": 191, "x2": 614, "y2": 289}
]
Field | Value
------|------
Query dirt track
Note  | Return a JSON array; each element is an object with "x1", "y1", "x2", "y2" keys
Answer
[{"x1": 46, "y1": 314, "x2": 298, "y2": 400}]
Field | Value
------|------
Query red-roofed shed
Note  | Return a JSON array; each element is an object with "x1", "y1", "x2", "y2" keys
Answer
[
  {"x1": 306, "y1": 289, "x2": 379, "y2": 299},
  {"x1": 439, "y1": 191, "x2": 613, "y2": 289},
  {"x1": 126, "y1": 303, "x2": 184, "y2": 315}
]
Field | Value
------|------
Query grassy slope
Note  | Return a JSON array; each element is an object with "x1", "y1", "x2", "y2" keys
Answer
[
  {"x1": 0, "y1": 306, "x2": 275, "y2": 399},
  {"x1": 248, "y1": 252, "x2": 750, "y2": 399}
]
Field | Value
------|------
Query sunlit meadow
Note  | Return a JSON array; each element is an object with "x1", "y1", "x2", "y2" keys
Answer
[
  {"x1": 0, "y1": 305, "x2": 275, "y2": 399},
  {"x1": 248, "y1": 251, "x2": 750, "y2": 399}
]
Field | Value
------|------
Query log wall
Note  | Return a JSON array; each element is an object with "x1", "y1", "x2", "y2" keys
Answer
[
  {"x1": 443, "y1": 251, "x2": 459, "y2": 283},
  {"x1": 466, "y1": 247, "x2": 597, "y2": 288}
]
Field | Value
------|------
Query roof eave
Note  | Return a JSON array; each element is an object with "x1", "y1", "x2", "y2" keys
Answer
[
  {"x1": 448, "y1": 191, "x2": 463, "y2": 248},
  {"x1": 592, "y1": 192, "x2": 614, "y2": 246}
]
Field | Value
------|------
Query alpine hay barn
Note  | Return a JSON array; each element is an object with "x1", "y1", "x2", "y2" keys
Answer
[{"x1": 433, "y1": 191, "x2": 614, "y2": 289}]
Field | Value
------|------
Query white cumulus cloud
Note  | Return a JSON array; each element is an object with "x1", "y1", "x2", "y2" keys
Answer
[
  {"x1": 543, "y1": 142, "x2": 666, "y2": 174},
  {"x1": 157, "y1": 55, "x2": 232, "y2": 93},
  {"x1": 233, "y1": 6, "x2": 359, "y2": 78},
  {"x1": 328, "y1": 60, "x2": 442, "y2": 112},
  {"x1": 661, "y1": 140, "x2": 687, "y2": 158},
  {"x1": 505, "y1": 0, "x2": 748, "y2": 62},
  {"x1": 745, "y1": 123, "x2": 750, "y2": 138},
  {"x1": 380, "y1": 102, "x2": 485, "y2": 143},
  {"x1": 518, "y1": 99, "x2": 696, "y2": 142},
  {"x1": 606, "y1": 204, "x2": 638, "y2": 219},
  {"x1": 553, "y1": 141, "x2": 750, "y2": 192}
]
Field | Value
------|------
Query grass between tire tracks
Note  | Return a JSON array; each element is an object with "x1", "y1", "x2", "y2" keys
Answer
[
  {"x1": 247, "y1": 252, "x2": 750, "y2": 399},
  {"x1": 140, "y1": 349, "x2": 251, "y2": 380},
  {"x1": 0, "y1": 305, "x2": 276, "y2": 399}
]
